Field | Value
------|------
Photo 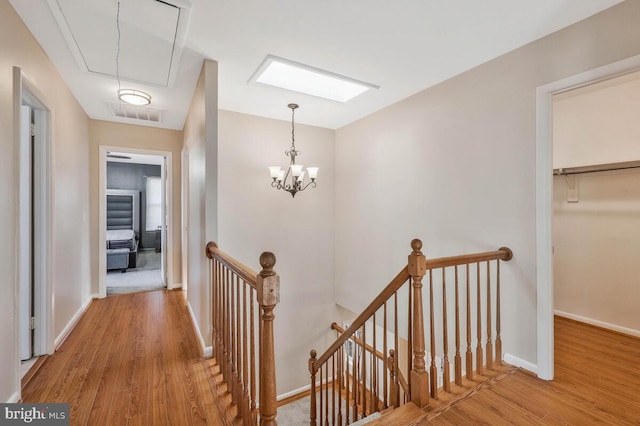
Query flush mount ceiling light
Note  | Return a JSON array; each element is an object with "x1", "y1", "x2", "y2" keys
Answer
[
  {"x1": 114, "y1": 2, "x2": 151, "y2": 106},
  {"x1": 249, "y1": 55, "x2": 378, "y2": 103},
  {"x1": 269, "y1": 103, "x2": 318, "y2": 198},
  {"x1": 118, "y1": 89, "x2": 151, "y2": 106}
]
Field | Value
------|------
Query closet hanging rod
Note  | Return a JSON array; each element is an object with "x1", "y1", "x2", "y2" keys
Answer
[{"x1": 553, "y1": 160, "x2": 640, "y2": 176}]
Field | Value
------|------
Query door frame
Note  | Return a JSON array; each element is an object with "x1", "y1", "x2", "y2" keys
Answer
[
  {"x1": 98, "y1": 145, "x2": 175, "y2": 298},
  {"x1": 13, "y1": 67, "x2": 55, "y2": 392},
  {"x1": 535, "y1": 54, "x2": 640, "y2": 381}
]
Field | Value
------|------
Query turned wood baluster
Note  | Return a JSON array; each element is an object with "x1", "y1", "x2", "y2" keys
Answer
[
  {"x1": 236, "y1": 277, "x2": 243, "y2": 416},
  {"x1": 465, "y1": 264, "x2": 473, "y2": 380},
  {"x1": 206, "y1": 242, "x2": 218, "y2": 360},
  {"x1": 407, "y1": 283, "x2": 412, "y2": 395},
  {"x1": 345, "y1": 342, "x2": 350, "y2": 424},
  {"x1": 370, "y1": 313, "x2": 378, "y2": 413},
  {"x1": 218, "y1": 261, "x2": 224, "y2": 366},
  {"x1": 325, "y1": 362, "x2": 329, "y2": 426},
  {"x1": 243, "y1": 283, "x2": 250, "y2": 426},
  {"x1": 394, "y1": 292, "x2": 401, "y2": 404},
  {"x1": 388, "y1": 349, "x2": 398, "y2": 408},
  {"x1": 338, "y1": 347, "x2": 343, "y2": 426},
  {"x1": 476, "y1": 263, "x2": 484, "y2": 376},
  {"x1": 309, "y1": 350, "x2": 317, "y2": 426},
  {"x1": 361, "y1": 325, "x2": 367, "y2": 417},
  {"x1": 257, "y1": 252, "x2": 279, "y2": 426},
  {"x1": 496, "y1": 259, "x2": 502, "y2": 366},
  {"x1": 486, "y1": 261, "x2": 493, "y2": 371},
  {"x1": 319, "y1": 365, "x2": 323, "y2": 426},
  {"x1": 383, "y1": 302, "x2": 388, "y2": 409},
  {"x1": 231, "y1": 273, "x2": 238, "y2": 405},
  {"x1": 353, "y1": 328, "x2": 359, "y2": 421},
  {"x1": 332, "y1": 355, "x2": 336, "y2": 426},
  {"x1": 454, "y1": 266, "x2": 462, "y2": 386},
  {"x1": 429, "y1": 269, "x2": 437, "y2": 399},
  {"x1": 408, "y1": 239, "x2": 429, "y2": 408},
  {"x1": 250, "y1": 288, "x2": 257, "y2": 425},
  {"x1": 442, "y1": 267, "x2": 451, "y2": 392},
  {"x1": 223, "y1": 269, "x2": 230, "y2": 383}
]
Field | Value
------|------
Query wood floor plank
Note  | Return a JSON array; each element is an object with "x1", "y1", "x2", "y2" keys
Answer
[
  {"x1": 22, "y1": 290, "x2": 226, "y2": 426},
  {"x1": 423, "y1": 316, "x2": 640, "y2": 425}
]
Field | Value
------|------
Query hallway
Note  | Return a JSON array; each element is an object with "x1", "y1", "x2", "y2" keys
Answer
[{"x1": 22, "y1": 290, "x2": 225, "y2": 425}]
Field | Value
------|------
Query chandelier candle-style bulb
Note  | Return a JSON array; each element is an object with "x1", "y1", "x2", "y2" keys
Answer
[
  {"x1": 307, "y1": 167, "x2": 319, "y2": 181},
  {"x1": 268, "y1": 103, "x2": 319, "y2": 197},
  {"x1": 269, "y1": 166, "x2": 282, "y2": 180},
  {"x1": 290, "y1": 164, "x2": 304, "y2": 177}
]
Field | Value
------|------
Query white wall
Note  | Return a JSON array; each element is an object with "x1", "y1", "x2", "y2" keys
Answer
[
  {"x1": 334, "y1": 1, "x2": 640, "y2": 369},
  {"x1": 554, "y1": 71, "x2": 640, "y2": 169},
  {"x1": 218, "y1": 109, "x2": 339, "y2": 395},
  {"x1": 183, "y1": 60, "x2": 216, "y2": 348},
  {"x1": 554, "y1": 171, "x2": 640, "y2": 333},
  {"x1": 1, "y1": 0, "x2": 91, "y2": 402}
]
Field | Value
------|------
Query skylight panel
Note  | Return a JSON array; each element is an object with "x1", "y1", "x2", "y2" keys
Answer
[{"x1": 249, "y1": 55, "x2": 378, "y2": 103}]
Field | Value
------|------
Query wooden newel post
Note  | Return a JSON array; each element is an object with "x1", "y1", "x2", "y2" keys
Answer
[
  {"x1": 257, "y1": 252, "x2": 280, "y2": 426},
  {"x1": 408, "y1": 239, "x2": 429, "y2": 408}
]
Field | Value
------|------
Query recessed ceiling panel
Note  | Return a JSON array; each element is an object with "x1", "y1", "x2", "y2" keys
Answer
[{"x1": 54, "y1": 0, "x2": 181, "y2": 86}]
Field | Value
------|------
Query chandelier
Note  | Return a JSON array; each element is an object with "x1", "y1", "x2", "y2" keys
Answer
[{"x1": 268, "y1": 104, "x2": 318, "y2": 197}]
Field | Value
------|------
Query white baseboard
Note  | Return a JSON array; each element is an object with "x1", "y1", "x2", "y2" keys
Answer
[
  {"x1": 90, "y1": 293, "x2": 100, "y2": 299},
  {"x1": 187, "y1": 301, "x2": 211, "y2": 358},
  {"x1": 167, "y1": 282, "x2": 183, "y2": 290},
  {"x1": 503, "y1": 353, "x2": 537, "y2": 375},
  {"x1": 7, "y1": 391, "x2": 20, "y2": 403},
  {"x1": 277, "y1": 376, "x2": 335, "y2": 401},
  {"x1": 278, "y1": 384, "x2": 311, "y2": 401},
  {"x1": 555, "y1": 310, "x2": 640, "y2": 338},
  {"x1": 55, "y1": 297, "x2": 93, "y2": 350}
]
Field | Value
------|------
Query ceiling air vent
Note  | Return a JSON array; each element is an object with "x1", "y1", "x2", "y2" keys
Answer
[{"x1": 105, "y1": 100, "x2": 164, "y2": 123}]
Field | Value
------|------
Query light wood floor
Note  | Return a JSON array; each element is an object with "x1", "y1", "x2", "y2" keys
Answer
[
  {"x1": 424, "y1": 316, "x2": 640, "y2": 425},
  {"x1": 22, "y1": 290, "x2": 226, "y2": 425}
]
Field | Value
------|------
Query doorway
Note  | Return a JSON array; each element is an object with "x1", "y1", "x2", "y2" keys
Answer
[
  {"x1": 14, "y1": 67, "x2": 54, "y2": 384},
  {"x1": 535, "y1": 54, "x2": 640, "y2": 381},
  {"x1": 98, "y1": 146, "x2": 175, "y2": 298}
]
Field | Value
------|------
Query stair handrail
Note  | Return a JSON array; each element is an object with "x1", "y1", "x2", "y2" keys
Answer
[
  {"x1": 311, "y1": 266, "x2": 411, "y2": 372},
  {"x1": 308, "y1": 239, "x2": 513, "y2": 425},
  {"x1": 206, "y1": 242, "x2": 280, "y2": 426}
]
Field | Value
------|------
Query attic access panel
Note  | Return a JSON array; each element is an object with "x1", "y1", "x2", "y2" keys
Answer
[{"x1": 50, "y1": 0, "x2": 185, "y2": 87}]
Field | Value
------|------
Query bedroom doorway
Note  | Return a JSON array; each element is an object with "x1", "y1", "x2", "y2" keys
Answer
[{"x1": 98, "y1": 146, "x2": 175, "y2": 298}]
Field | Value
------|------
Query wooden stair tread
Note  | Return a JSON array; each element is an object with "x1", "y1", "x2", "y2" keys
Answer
[{"x1": 365, "y1": 403, "x2": 427, "y2": 425}]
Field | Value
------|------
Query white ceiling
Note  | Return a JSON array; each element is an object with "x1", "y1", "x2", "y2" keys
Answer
[{"x1": 9, "y1": 0, "x2": 623, "y2": 130}]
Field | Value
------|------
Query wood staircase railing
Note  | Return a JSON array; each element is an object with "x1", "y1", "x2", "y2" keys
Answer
[
  {"x1": 308, "y1": 239, "x2": 513, "y2": 425},
  {"x1": 206, "y1": 242, "x2": 280, "y2": 426}
]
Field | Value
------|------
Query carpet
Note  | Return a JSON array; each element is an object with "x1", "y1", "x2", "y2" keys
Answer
[{"x1": 107, "y1": 251, "x2": 164, "y2": 295}]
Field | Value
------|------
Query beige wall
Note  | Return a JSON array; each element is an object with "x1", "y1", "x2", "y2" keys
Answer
[
  {"x1": 1, "y1": 0, "x2": 91, "y2": 402},
  {"x1": 89, "y1": 120, "x2": 183, "y2": 292},
  {"x1": 183, "y1": 60, "x2": 217, "y2": 347},
  {"x1": 554, "y1": 71, "x2": 640, "y2": 168},
  {"x1": 554, "y1": 171, "x2": 640, "y2": 333},
  {"x1": 334, "y1": 1, "x2": 640, "y2": 370},
  {"x1": 218, "y1": 109, "x2": 338, "y2": 394}
]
